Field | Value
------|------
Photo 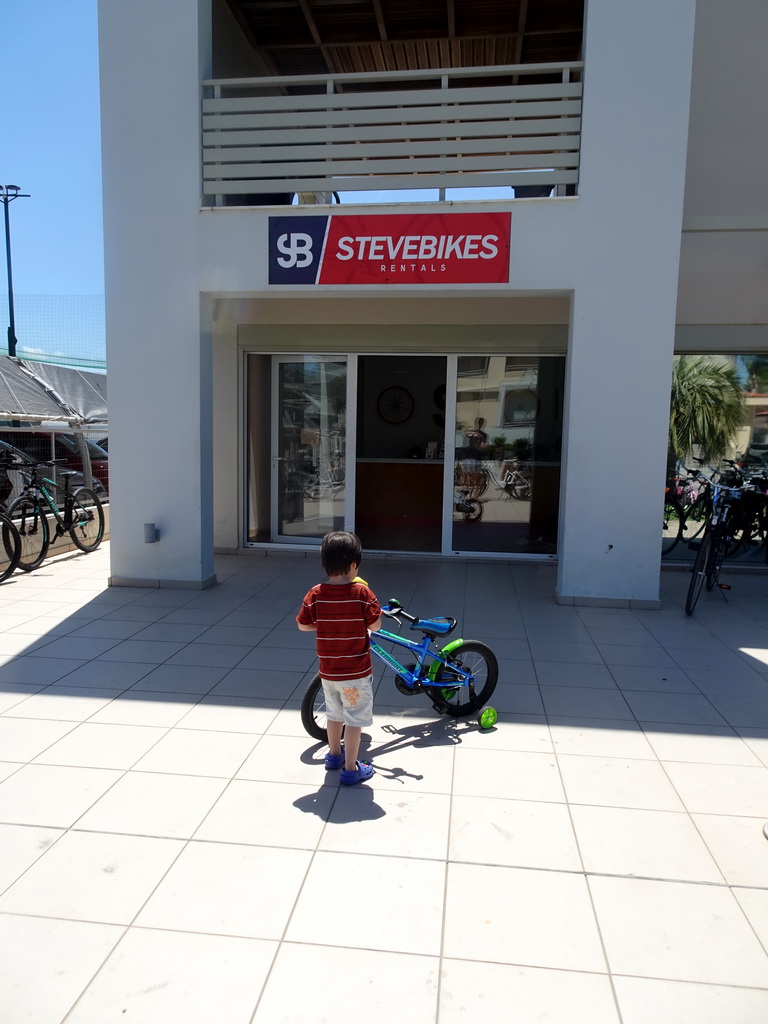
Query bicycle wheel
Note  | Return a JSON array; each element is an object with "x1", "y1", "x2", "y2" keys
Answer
[
  {"x1": 685, "y1": 531, "x2": 712, "y2": 616},
  {"x1": 300, "y1": 673, "x2": 329, "y2": 742},
  {"x1": 462, "y1": 499, "x2": 483, "y2": 521},
  {"x1": 69, "y1": 488, "x2": 104, "y2": 552},
  {"x1": 662, "y1": 497, "x2": 683, "y2": 555},
  {"x1": 8, "y1": 496, "x2": 50, "y2": 571},
  {"x1": 679, "y1": 492, "x2": 709, "y2": 542},
  {"x1": 511, "y1": 474, "x2": 532, "y2": 501},
  {"x1": 426, "y1": 640, "x2": 498, "y2": 717},
  {"x1": 0, "y1": 512, "x2": 21, "y2": 582},
  {"x1": 706, "y1": 532, "x2": 727, "y2": 591}
]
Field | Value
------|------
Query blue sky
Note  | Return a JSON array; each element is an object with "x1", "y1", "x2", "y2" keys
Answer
[
  {"x1": 1, "y1": 1, "x2": 104, "y2": 365},
  {"x1": 2, "y1": 1, "x2": 103, "y2": 294}
]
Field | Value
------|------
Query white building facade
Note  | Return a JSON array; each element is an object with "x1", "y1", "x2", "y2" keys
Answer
[{"x1": 97, "y1": 0, "x2": 768, "y2": 605}]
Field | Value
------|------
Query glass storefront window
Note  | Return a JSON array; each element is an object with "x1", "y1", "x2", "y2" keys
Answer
[
  {"x1": 453, "y1": 355, "x2": 565, "y2": 554},
  {"x1": 663, "y1": 353, "x2": 768, "y2": 565}
]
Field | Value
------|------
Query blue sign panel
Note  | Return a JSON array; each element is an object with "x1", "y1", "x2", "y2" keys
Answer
[{"x1": 268, "y1": 216, "x2": 329, "y2": 284}]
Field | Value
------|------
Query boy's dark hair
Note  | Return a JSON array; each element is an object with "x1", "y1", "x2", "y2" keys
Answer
[{"x1": 321, "y1": 531, "x2": 362, "y2": 577}]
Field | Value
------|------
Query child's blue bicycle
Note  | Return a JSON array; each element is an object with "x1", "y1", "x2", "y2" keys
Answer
[{"x1": 300, "y1": 598, "x2": 499, "y2": 741}]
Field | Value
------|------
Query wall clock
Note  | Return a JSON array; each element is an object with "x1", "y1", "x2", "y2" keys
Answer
[{"x1": 377, "y1": 385, "x2": 414, "y2": 424}]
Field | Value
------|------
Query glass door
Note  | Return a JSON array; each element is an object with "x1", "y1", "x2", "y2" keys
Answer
[
  {"x1": 452, "y1": 355, "x2": 565, "y2": 554},
  {"x1": 271, "y1": 357, "x2": 348, "y2": 542}
]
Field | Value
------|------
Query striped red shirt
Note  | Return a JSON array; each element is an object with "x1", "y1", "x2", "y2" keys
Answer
[{"x1": 297, "y1": 582, "x2": 381, "y2": 681}]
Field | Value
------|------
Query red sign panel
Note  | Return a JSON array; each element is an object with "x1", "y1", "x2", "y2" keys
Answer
[{"x1": 316, "y1": 211, "x2": 510, "y2": 285}]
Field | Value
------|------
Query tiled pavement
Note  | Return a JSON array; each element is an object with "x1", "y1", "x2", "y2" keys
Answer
[{"x1": 1, "y1": 544, "x2": 768, "y2": 1022}]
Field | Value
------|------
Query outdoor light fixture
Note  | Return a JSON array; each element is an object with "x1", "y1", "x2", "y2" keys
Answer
[{"x1": 1, "y1": 184, "x2": 30, "y2": 359}]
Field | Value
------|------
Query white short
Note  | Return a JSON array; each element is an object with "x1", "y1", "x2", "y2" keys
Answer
[{"x1": 321, "y1": 674, "x2": 374, "y2": 728}]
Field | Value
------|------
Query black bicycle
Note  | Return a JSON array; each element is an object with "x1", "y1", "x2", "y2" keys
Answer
[
  {"x1": 8, "y1": 460, "x2": 104, "y2": 571},
  {"x1": 685, "y1": 474, "x2": 754, "y2": 615}
]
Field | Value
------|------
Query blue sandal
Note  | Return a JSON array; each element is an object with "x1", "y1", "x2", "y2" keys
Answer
[
  {"x1": 324, "y1": 746, "x2": 345, "y2": 771},
  {"x1": 339, "y1": 760, "x2": 374, "y2": 786}
]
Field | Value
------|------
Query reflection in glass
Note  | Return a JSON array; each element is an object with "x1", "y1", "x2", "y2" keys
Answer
[
  {"x1": 278, "y1": 360, "x2": 346, "y2": 540},
  {"x1": 453, "y1": 356, "x2": 564, "y2": 554}
]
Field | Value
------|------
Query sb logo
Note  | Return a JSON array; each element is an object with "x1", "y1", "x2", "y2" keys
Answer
[{"x1": 276, "y1": 233, "x2": 314, "y2": 268}]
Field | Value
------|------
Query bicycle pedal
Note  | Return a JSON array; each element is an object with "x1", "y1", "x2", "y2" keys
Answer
[{"x1": 718, "y1": 584, "x2": 732, "y2": 590}]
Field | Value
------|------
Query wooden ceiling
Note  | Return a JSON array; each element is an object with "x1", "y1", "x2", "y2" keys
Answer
[{"x1": 226, "y1": 0, "x2": 584, "y2": 77}]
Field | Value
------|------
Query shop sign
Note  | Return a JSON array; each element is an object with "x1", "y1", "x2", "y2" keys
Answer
[{"x1": 268, "y1": 211, "x2": 510, "y2": 285}]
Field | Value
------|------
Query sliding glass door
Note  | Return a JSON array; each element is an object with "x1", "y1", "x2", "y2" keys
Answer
[{"x1": 271, "y1": 357, "x2": 347, "y2": 542}]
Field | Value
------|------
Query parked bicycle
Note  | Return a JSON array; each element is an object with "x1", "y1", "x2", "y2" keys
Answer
[
  {"x1": 502, "y1": 462, "x2": 532, "y2": 501},
  {"x1": 0, "y1": 459, "x2": 22, "y2": 583},
  {"x1": 9, "y1": 460, "x2": 105, "y2": 571},
  {"x1": 453, "y1": 488, "x2": 483, "y2": 521},
  {"x1": 301, "y1": 597, "x2": 499, "y2": 741},
  {"x1": 685, "y1": 472, "x2": 758, "y2": 615}
]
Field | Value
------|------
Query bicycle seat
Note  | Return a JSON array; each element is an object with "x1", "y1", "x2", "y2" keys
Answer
[{"x1": 410, "y1": 616, "x2": 456, "y2": 637}]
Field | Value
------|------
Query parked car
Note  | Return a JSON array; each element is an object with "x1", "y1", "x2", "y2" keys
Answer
[
  {"x1": 0, "y1": 432, "x2": 109, "y2": 497},
  {"x1": 0, "y1": 439, "x2": 34, "y2": 508}
]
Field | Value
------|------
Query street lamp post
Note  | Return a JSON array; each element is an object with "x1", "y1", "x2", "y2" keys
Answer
[{"x1": 0, "y1": 185, "x2": 30, "y2": 359}]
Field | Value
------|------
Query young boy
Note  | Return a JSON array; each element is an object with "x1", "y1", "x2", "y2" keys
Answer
[{"x1": 297, "y1": 531, "x2": 381, "y2": 785}]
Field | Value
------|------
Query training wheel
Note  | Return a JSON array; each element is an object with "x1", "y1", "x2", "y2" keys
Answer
[{"x1": 477, "y1": 706, "x2": 498, "y2": 730}]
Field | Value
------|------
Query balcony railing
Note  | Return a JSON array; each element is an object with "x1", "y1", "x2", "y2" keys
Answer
[{"x1": 202, "y1": 62, "x2": 582, "y2": 203}]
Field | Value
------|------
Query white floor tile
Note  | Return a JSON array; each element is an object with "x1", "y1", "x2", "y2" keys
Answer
[
  {"x1": 0, "y1": 655, "x2": 85, "y2": 684},
  {"x1": 0, "y1": 914, "x2": 123, "y2": 1024},
  {"x1": 529, "y1": 641, "x2": 604, "y2": 664},
  {"x1": 0, "y1": 763, "x2": 120, "y2": 827},
  {"x1": 50, "y1": 660, "x2": 155, "y2": 688},
  {"x1": 732, "y1": 887, "x2": 768, "y2": 953},
  {"x1": 175, "y1": 696, "x2": 282, "y2": 733},
  {"x1": 613, "y1": 975, "x2": 768, "y2": 1024},
  {"x1": 624, "y1": 691, "x2": 728, "y2": 726},
  {"x1": 75, "y1": 770, "x2": 228, "y2": 838},
  {"x1": 0, "y1": 715, "x2": 76, "y2": 759},
  {"x1": 661, "y1": 759, "x2": 768, "y2": 816},
  {"x1": 534, "y1": 661, "x2": 618, "y2": 687},
  {"x1": 0, "y1": 822, "x2": 64, "y2": 892},
  {"x1": 128, "y1": 663, "x2": 229, "y2": 693},
  {"x1": 133, "y1": 727, "x2": 258, "y2": 777},
  {"x1": 557, "y1": 753, "x2": 684, "y2": 810},
  {"x1": 96, "y1": 638, "x2": 187, "y2": 662},
  {"x1": 253, "y1": 943, "x2": 438, "y2": 1024},
  {"x1": 286, "y1": 850, "x2": 445, "y2": 955},
  {"x1": 590, "y1": 875, "x2": 768, "y2": 986},
  {"x1": 136, "y1": 840, "x2": 311, "y2": 937},
  {"x1": 0, "y1": 829, "x2": 184, "y2": 922},
  {"x1": 642, "y1": 724, "x2": 762, "y2": 765},
  {"x1": 194, "y1": 778, "x2": 335, "y2": 848},
  {"x1": 321, "y1": 789, "x2": 450, "y2": 859},
  {"x1": 692, "y1": 812, "x2": 768, "y2": 886},
  {"x1": 549, "y1": 719, "x2": 656, "y2": 759},
  {"x1": 607, "y1": 664, "x2": 699, "y2": 692},
  {"x1": 65, "y1": 927, "x2": 276, "y2": 1024},
  {"x1": 455, "y1": 713, "x2": 553, "y2": 753},
  {"x1": 570, "y1": 804, "x2": 724, "y2": 882},
  {"x1": 450, "y1": 795, "x2": 582, "y2": 870},
  {"x1": 5, "y1": 686, "x2": 124, "y2": 722},
  {"x1": 88, "y1": 692, "x2": 200, "y2": 727},
  {"x1": 208, "y1": 667, "x2": 305, "y2": 700},
  {"x1": 443, "y1": 863, "x2": 606, "y2": 972},
  {"x1": 540, "y1": 685, "x2": 635, "y2": 720},
  {"x1": 33, "y1": 721, "x2": 166, "y2": 770},
  {"x1": 439, "y1": 960, "x2": 620, "y2": 1024},
  {"x1": 453, "y1": 747, "x2": 565, "y2": 802}
]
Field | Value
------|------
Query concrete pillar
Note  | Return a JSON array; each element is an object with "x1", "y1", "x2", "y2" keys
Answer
[
  {"x1": 555, "y1": 0, "x2": 697, "y2": 605},
  {"x1": 98, "y1": 0, "x2": 215, "y2": 586}
]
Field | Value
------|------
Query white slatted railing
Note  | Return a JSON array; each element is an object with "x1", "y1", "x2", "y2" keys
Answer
[{"x1": 202, "y1": 62, "x2": 582, "y2": 202}]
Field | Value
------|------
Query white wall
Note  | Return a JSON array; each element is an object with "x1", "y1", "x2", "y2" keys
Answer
[
  {"x1": 100, "y1": 0, "x2": 700, "y2": 601},
  {"x1": 677, "y1": 0, "x2": 768, "y2": 332},
  {"x1": 99, "y1": 0, "x2": 215, "y2": 585}
]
